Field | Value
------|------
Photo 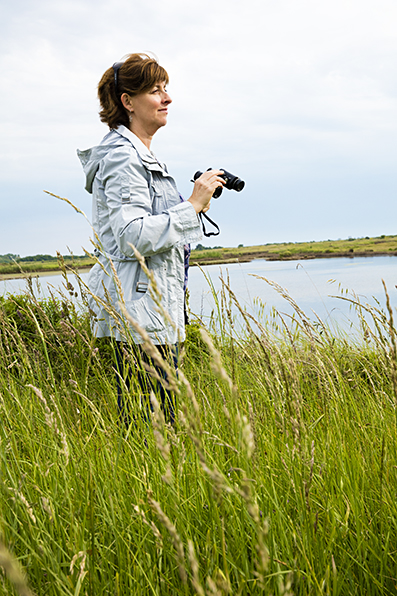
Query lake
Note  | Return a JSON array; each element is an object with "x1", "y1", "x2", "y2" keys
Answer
[{"x1": 1, "y1": 256, "x2": 396, "y2": 334}]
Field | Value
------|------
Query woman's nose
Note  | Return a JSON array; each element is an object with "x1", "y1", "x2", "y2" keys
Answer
[{"x1": 163, "y1": 92, "x2": 172, "y2": 105}]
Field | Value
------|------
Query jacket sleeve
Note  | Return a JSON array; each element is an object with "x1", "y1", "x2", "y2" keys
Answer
[{"x1": 100, "y1": 145, "x2": 202, "y2": 258}]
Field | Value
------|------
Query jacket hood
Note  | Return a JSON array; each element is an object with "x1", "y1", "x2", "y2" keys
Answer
[
  {"x1": 77, "y1": 127, "x2": 134, "y2": 193},
  {"x1": 77, "y1": 126, "x2": 160, "y2": 193},
  {"x1": 77, "y1": 129, "x2": 127, "y2": 193},
  {"x1": 77, "y1": 145, "x2": 108, "y2": 193}
]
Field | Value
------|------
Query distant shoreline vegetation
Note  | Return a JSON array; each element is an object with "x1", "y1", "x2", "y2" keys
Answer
[
  {"x1": 1, "y1": 233, "x2": 397, "y2": 278},
  {"x1": 0, "y1": 253, "x2": 90, "y2": 264},
  {"x1": 0, "y1": 254, "x2": 93, "y2": 278}
]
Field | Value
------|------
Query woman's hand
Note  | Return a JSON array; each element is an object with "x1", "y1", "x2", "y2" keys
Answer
[{"x1": 187, "y1": 170, "x2": 225, "y2": 214}]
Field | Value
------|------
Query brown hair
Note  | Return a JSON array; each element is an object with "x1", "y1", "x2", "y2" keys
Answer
[{"x1": 98, "y1": 53, "x2": 169, "y2": 129}]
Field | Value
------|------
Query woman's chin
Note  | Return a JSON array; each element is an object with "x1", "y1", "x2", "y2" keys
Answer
[{"x1": 154, "y1": 120, "x2": 168, "y2": 132}]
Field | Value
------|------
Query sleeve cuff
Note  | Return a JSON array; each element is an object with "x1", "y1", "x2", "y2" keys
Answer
[{"x1": 170, "y1": 201, "x2": 203, "y2": 245}]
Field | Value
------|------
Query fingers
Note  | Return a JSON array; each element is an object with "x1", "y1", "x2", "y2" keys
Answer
[
  {"x1": 194, "y1": 170, "x2": 224, "y2": 195},
  {"x1": 200, "y1": 169, "x2": 225, "y2": 186},
  {"x1": 187, "y1": 170, "x2": 224, "y2": 214},
  {"x1": 203, "y1": 169, "x2": 224, "y2": 177}
]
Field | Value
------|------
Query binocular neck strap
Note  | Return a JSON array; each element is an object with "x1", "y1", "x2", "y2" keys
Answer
[{"x1": 199, "y1": 212, "x2": 220, "y2": 237}]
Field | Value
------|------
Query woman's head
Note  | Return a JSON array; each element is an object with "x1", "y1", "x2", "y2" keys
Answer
[{"x1": 98, "y1": 53, "x2": 169, "y2": 130}]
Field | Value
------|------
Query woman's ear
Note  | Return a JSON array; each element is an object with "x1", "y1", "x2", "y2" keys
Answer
[{"x1": 121, "y1": 93, "x2": 133, "y2": 112}]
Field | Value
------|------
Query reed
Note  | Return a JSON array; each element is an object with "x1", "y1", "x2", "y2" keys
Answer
[{"x1": 0, "y1": 268, "x2": 396, "y2": 595}]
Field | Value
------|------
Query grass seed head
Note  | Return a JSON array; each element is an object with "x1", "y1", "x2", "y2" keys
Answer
[
  {"x1": 9, "y1": 488, "x2": 36, "y2": 524},
  {"x1": 0, "y1": 541, "x2": 37, "y2": 596},
  {"x1": 187, "y1": 540, "x2": 205, "y2": 596},
  {"x1": 148, "y1": 497, "x2": 187, "y2": 584}
]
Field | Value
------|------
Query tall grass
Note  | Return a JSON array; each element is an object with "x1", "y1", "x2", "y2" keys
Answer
[{"x1": 0, "y1": 264, "x2": 397, "y2": 595}]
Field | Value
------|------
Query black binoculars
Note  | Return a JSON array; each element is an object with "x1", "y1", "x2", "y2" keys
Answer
[{"x1": 192, "y1": 169, "x2": 245, "y2": 198}]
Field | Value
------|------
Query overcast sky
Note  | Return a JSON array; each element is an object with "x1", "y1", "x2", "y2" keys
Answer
[{"x1": 1, "y1": 0, "x2": 396, "y2": 256}]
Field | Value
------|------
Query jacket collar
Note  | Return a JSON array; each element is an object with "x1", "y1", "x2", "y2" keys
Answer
[{"x1": 114, "y1": 125, "x2": 164, "y2": 171}]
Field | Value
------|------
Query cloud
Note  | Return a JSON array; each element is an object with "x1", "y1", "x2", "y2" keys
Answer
[{"x1": 1, "y1": 0, "x2": 397, "y2": 255}]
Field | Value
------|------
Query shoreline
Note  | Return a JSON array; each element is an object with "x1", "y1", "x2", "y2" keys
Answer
[
  {"x1": 191, "y1": 250, "x2": 397, "y2": 266},
  {"x1": 0, "y1": 265, "x2": 92, "y2": 281},
  {"x1": 1, "y1": 252, "x2": 396, "y2": 281}
]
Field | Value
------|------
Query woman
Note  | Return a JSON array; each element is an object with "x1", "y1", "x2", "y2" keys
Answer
[{"x1": 77, "y1": 53, "x2": 224, "y2": 422}]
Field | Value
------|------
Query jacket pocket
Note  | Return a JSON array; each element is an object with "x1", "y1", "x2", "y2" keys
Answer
[{"x1": 126, "y1": 292, "x2": 165, "y2": 334}]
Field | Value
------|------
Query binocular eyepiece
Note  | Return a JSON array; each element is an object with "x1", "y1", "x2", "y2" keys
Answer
[{"x1": 193, "y1": 168, "x2": 245, "y2": 198}]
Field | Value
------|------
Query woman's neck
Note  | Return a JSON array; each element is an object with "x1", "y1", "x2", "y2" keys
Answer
[{"x1": 129, "y1": 124, "x2": 152, "y2": 150}]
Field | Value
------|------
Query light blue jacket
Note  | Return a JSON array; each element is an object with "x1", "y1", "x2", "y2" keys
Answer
[{"x1": 77, "y1": 125, "x2": 202, "y2": 344}]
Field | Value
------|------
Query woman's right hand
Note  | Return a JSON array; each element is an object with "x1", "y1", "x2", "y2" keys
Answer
[{"x1": 187, "y1": 170, "x2": 225, "y2": 214}]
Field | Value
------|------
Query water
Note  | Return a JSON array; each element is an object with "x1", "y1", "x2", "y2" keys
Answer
[
  {"x1": 1, "y1": 256, "x2": 396, "y2": 333},
  {"x1": 188, "y1": 256, "x2": 397, "y2": 331}
]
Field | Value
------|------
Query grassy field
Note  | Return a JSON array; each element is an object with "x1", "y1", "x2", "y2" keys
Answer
[
  {"x1": 1, "y1": 266, "x2": 397, "y2": 595},
  {"x1": 1, "y1": 234, "x2": 397, "y2": 278}
]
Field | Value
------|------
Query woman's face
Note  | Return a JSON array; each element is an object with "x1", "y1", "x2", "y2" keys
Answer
[{"x1": 127, "y1": 81, "x2": 172, "y2": 136}]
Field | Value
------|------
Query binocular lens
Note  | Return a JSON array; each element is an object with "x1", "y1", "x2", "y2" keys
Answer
[{"x1": 233, "y1": 178, "x2": 245, "y2": 192}]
